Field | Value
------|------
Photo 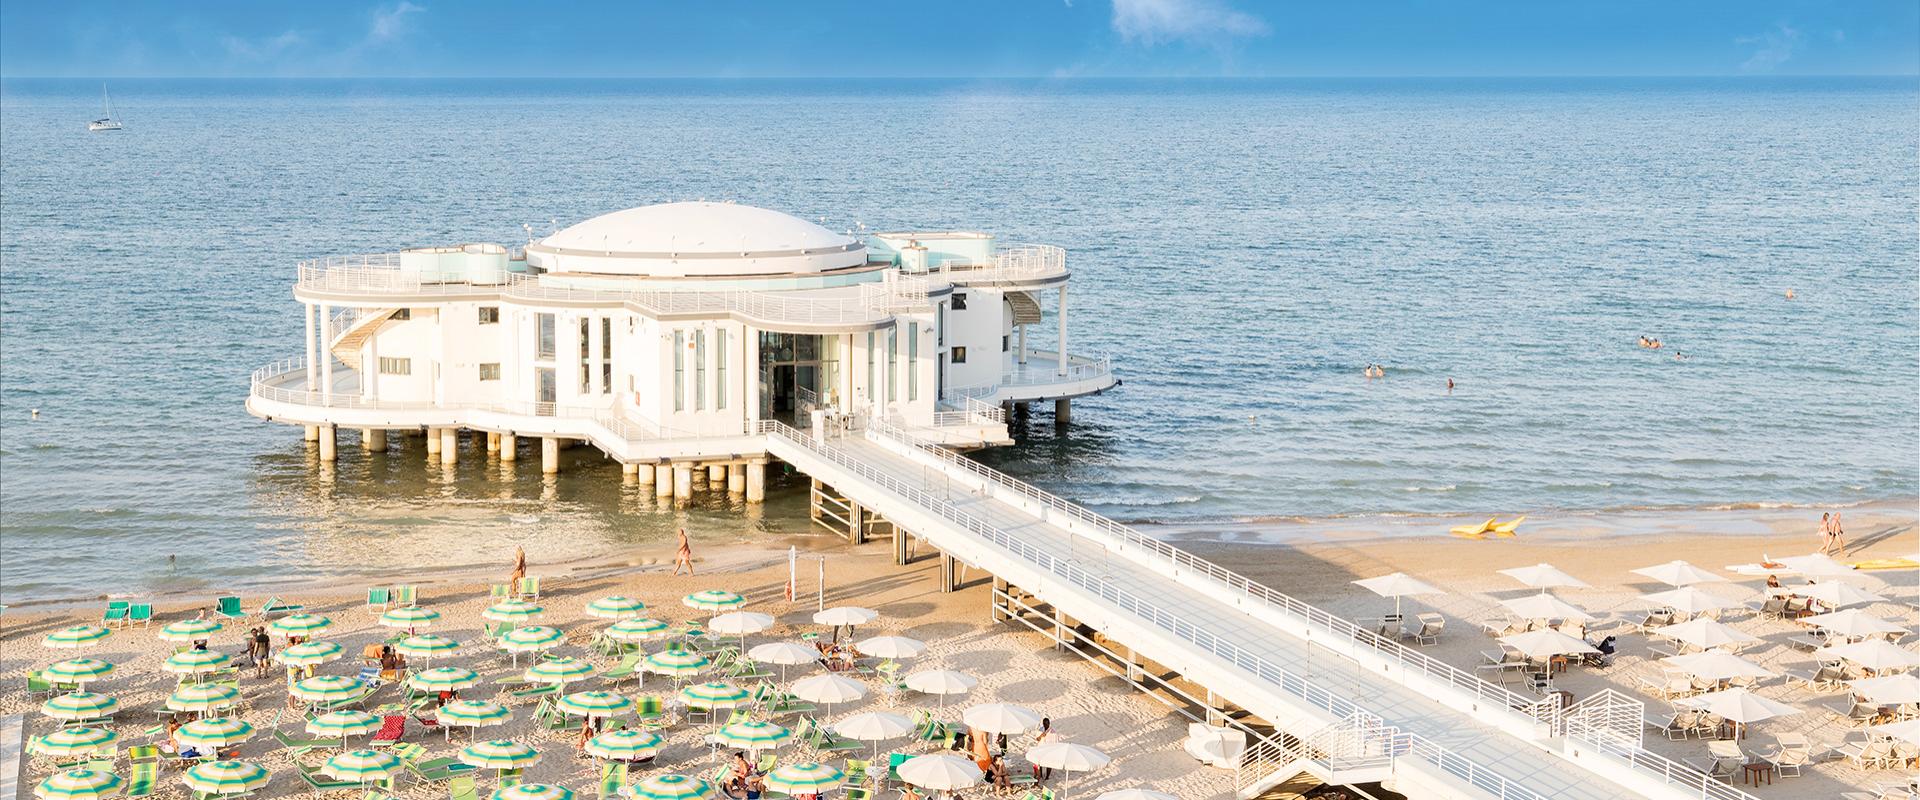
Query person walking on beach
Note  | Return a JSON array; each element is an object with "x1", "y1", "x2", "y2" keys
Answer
[
  {"x1": 1819, "y1": 512, "x2": 1837, "y2": 555},
  {"x1": 1828, "y1": 512, "x2": 1847, "y2": 556},
  {"x1": 673, "y1": 527, "x2": 695, "y2": 576},
  {"x1": 508, "y1": 545, "x2": 527, "y2": 590}
]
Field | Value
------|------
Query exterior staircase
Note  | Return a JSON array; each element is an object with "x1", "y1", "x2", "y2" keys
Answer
[
  {"x1": 1237, "y1": 713, "x2": 1398, "y2": 800},
  {"x1": 1005, "y1": 290, "x2": 1042, "y2": 325},
  {"x1": 328, "y1": 308, "x2": 402, "y2": 366}
]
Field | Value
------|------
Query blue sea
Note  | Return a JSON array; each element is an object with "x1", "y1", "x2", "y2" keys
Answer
[{"x1": 2, "y1": 78, "x2": 1915, "y2": 601}]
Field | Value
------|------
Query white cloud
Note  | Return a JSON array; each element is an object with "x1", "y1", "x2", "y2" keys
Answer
[
  {"x1": 1110, "y1": 0, "x2": 1268, "y2": 46},
  {"x1": 222, "y1": 30, "x2": 304, "y2": 60},
  {"x1": 1736, "y1": 23, "x2": 1802, "y2": 72},
  {"x1": 367, "y1": 1, "x2": 425, "y2": 44}
]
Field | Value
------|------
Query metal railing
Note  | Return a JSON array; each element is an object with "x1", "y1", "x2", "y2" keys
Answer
[
  {"x1": 1564, "y1": 692, "x2": 1757, "y2": 800},
  {"x1": 762, "y1": 422, "x2": 1572, "y2": 800},
  {"x1": 913, "y1": 244, "x2": 1067, "y2": 285},
  {"x1": 1004, "y1": 350, "x2": 1113, "y2": 386},
  {"x1": 932, "y1": 395, "x2": 1007, "y2": 428}
]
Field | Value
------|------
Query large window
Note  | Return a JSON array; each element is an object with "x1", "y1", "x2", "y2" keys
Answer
[
  {"x1": 378, "y1": 357, "x2": 411, "y2": 376},
  {"x1": 715, "y1": 329, "x2": 728, "y2": 410},
  {"x1": 536, "y1": 313, "x2": 555, "y2": 359},
  {"x1": 951, "y1": 346, "x2": 967, "y2": 364},
  {"x1": 951, "y1": 292, "x2": 967, "y2": 311},
  {"x1": 907, "y1": 322, "x2": 919, "y2": 402},
  {"x1": 866, "y1": 331, "x2": 876, "y2": 405},
  {"x1": 694, "y1": 330, "x2": 707, "y2": 411},
  {"x1": 478, "y1": 307, "x2": 499, "y2": 324},
  {"x1": 478, "y1": 363, "x2": 501, "y2": 381},
  {"x1": 579, "y1": 318, "x2": 592, "y2": 394},
  {"x1": 885, "y1": 328, "x2": 897, "y2": 403},
  {"x1": 601, "y1": 318, "x2": 613, "y2": 394},
  {"x1": 673, "y1": 330, "x2": 685, "y2": 412}
]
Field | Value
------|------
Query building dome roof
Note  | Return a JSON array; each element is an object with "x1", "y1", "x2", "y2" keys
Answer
[{"x1": 526, "y1": 202, "x2": 867, "y2": 278}]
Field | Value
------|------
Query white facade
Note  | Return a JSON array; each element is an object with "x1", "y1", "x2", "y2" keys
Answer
[{"x1": 248, "y1": 202, "x2": 1118, "y2": 477}]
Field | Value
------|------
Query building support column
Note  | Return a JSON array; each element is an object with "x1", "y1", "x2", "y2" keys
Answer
[
  {"x1": 636, "y1": 462, "x2": 656, "y2": 486},
  {"x1": 364, "y1": 321, "x2": 379, "y2": 401},
  {"x1": 706, "y1": 464, "x2": 726, "y2": 483},
  {"x1": 621, "y1": 462, "x2": 638, "y2": 482},
  {"x1": 303, "y1": 425, "x2": 319, "y2": 442},
  {"x1": 745, "y1": 459, "x2": 767, "y2": 503},
  {"x1": 849, "y1": 503, "x2": 867, "y2": 545},
  {"x1": 439, "y1": 428, "x2": 458, "y2": 465},
  {"x1": 726, "y1": 463, "x2": 744, "y2": 494},
  {"x1": 319, "y1": 303, "x2": 334, "y2": 404},
  {"x1": 653, "y1": 465, "x2": 673, "y2": 498},
  {"x1": 303, "y1": 303, "x2": 317, "y2": 388},
  {"x1": 500, "y1": 433, "x2": 517, "y2": 462},
  {"x1": 1018, "y1": 324, "x2": 1028, "y2": 365},
  {"x1": 486, "y1": 432, "x2": 501, "y2": 453},
  {"x1": 1056, "y1": 285, "x2": 1068, "y2": 377},
  {"x1": 425, "y1": 428, "x2": 441, "y2": 456},
  {"x1": 990, "y1": 577, "x2": 1009, "y2": 623},
  {"x1": 541, "y1": 437, "x2": 559, "y2": 474},
  {"x1": 673, "y1": 465, "x2": 693, "y2": 500},
  {"x1": 940, "y1": 553, "x2": 959, "y2": 593},
  {"x1": 362, "y1": 428, "x2": 387, "y2": 452},
  {"x1": 317, "y1": 424, "x2": 337, "y2": 462},
  {"x1": 1055, "y1": 398, "x2": 1071, "y2": 427},
  {"x1": 893, "y1": 526, "x2": 909, "y2": 566}
]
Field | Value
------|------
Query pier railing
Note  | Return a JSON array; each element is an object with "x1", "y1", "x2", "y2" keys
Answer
[
  {"x1": 766, "y1": 421, "x2": 1569, "y2": 800},
  {"x1": 908, "y1": 243, "x2": 1067, "y2": 285},
  {"x1": 1003, "y1": 350, "x2": 1113, "y2": 386}
]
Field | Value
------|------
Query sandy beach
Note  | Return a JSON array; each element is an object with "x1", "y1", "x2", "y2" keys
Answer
[{"x1": 1, "y1": 535, "x2": 1235, "y2": 800}]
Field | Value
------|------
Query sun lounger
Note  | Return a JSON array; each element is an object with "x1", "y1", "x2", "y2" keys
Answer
[
  {"x1": 448, "y1": 775, "x2": 480, "y2": 800},
  {"x1": 125, "y1": 760, "x2": 159, "y2": 798},
  {"x1": 212, "y1": 596, "x2": 245, "y2": 619},
  {"x1": 1401, "y1": 613, "x2": 1444, "y2": 646},
  {"x1": 299, "y1": 763, "x2": 361, "y2": 791},
  {"x1": 514, "y1": 576, "x2": 541, "y2": 600},
  {"x1": 129, "y1": 603, "x2": 153, "y2": 626},
  {"x1": 367, "y1": 588, "x2": 391, "y2": 610},
  {"x1": 103, "y1": 601, "x2": 130, "y2": 626},
  {"x1": 259, "y1": 597, "x2": 305, "y2": 617},
  {"x1": 1646, "y1": 709, "x2": 1697, "y2": 740},
  {"x1": 1756, "y1": 733, "x2": 1811, "y2": 777},
  {"x1": 393, "y1": 585, "x2": 417, "y2": 606},
  {"x1": 597, "y1": 762, "x2": 627, "y2": 798}
]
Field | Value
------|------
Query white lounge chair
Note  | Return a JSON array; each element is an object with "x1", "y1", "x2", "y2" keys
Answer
[
  {"x1": 1400, "y1": 613, "x2": 1444, "y2": 646},
  {"x1": 1757, "y1": 732, "x2": 1811, "y2": 777}
]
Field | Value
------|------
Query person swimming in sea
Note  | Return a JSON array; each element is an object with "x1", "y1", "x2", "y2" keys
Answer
[
  {"x1": 1638, "y1": 336, "x2": 1651, "y2": 348},
  {"x1": 1785, "y1": 288, "x2": 1795, "y2": 300},
  {"x1": 1446, "y1": 377, "x2": 1454, "y2": 392}
]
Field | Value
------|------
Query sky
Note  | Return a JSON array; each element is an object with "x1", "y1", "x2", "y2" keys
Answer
[{"x1": 2, "y1": 0, "x2": 1916, "y2": 78}]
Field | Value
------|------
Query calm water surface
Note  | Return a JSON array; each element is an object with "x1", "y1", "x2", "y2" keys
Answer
[{"x1": 3, "y1": 78, "x2": 1916, "y2": 600}]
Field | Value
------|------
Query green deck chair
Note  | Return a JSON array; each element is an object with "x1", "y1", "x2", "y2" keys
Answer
[
  {"x1": 128, "y1": 603, "x2": 153, "y2": 626},
  {"x1": 125, "y1": 761, "x2": 159, "y2": 798},
  {"x1": 394, "y1": 585, "x2": 418, "y2": 606},
  {"x1": 213, "y1": 596, "x2": 245, "y2": 619},
  {"x1": 102, "y1": 601, "x2": 130, "y2": 626},
  {"x1": 367, "y1": 587, "x2": 391, "y2": 609},
  {"x1": 448, "y1": 776, "x2": 479, "y2": 800},
  {"x1": 598, "y1": 762, "x2": 627, "y2": 798}
]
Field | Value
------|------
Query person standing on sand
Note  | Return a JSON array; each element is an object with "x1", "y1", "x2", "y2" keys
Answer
[
  {"x1": 1829, "y1": 512, "x2": 1847, "y2": 557},
  {"x1": 674, "y1": 527, "x2": 695, "y2": 576},
  {"x1": 508, "y1": 545, "x2": 527, "y2": 588},
  {"x1": 1818, "y1": 513, "x2": 1837, "y2": 555}
]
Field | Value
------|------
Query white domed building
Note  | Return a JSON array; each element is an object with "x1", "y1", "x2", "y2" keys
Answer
[{"x1": 249, "y1": 202, "x2": 1116, "y2": 499}]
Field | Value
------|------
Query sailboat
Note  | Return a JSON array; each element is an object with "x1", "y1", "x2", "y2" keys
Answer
[{"x1": 88, "y1": 84, "x2": 123, "y2": 132}]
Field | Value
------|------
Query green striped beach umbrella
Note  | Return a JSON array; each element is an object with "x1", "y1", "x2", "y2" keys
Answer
[
  {"x1": 166, "y1": 683, "x2": 240, "y2": 713},
  {"x1": 29, "y1": 728, "x2": 119, "y2": 758},
  {"x1": 498, "y1": 626, "x2": 565, "y2": 652},
  {"x1": 267, "y1": 614, "x2": 333, "y2": 637},
  {"x1": 606, "y1": 618, "x2": 670, "y2": 642},
  {"x1": 459, "y1": 739, "x2": 542, "y2": 770},
  {"x1": 644, "y1": 650, "x2": 709, "y2": 678},
  {"x1": 556, "y1": 691, "x2": 632, "y2": 718},
  {"x1": 492, "y1": 785, "x2": 573, "y2": 800},
  {"x1": 437, "y1": 700, "x2": 511, "y2": 728},
  {"x1": 379, "y1": 606, "x2": 441, "y2": 630},
  {"x1": 524, "y1": 657, "x2": 595, "y2": 685},
  {"x1": 290, "y1": 675, "x2": 366, "y2": 705},
  {"x1": 42, "y1": 658, "x2": 116, "y2": 685},
  {"x1": 585, "y1": 596, "x2": 647, "y2": 620},
  {"x1": 322, "y1": 749, "x2": 403, "y2": 782},
  {"x1": 43, "y1": 626, "x2": 112, "y2": 649},
  {"x1": 34, "y1": 768, "x2": 122, "y2": 800},
  {"x1": 394, "y1": 634, "x2": 460, "y2": 660},
  {"x1": 629, "y1": 774, "x2": 713, "y2": 800},
  {"x1": 176, "y1": 718, "x2": 255, "y2": 748},
  {"x1": 43, "y1": 692, "x2": 118, "y2": 721},
  {"x1": 713, "y1": 720, "x2": 791, "y2": 751},
  {"x1": 305, "y1": 710, "x2": 380, "y2": 741},
  {"x1": 584, "y1": 730, "x2": 662, "y2": 761},
  {"x1": 157, "y1": 619, "x2": 223, "y2": 642},
  {"x1": 682, "y1": 590, "x2": 745, "y2": 612},
  {"x1": 278, "y1": 641, "x2": 344, "y2": 667},
  {"x1": 765, "y1": 763, "x2": 845, "y2": 795},
  {"x1": 162, "y1": 650, "x2": 229, "y2": 677},
  {"x1": 483, "y1": 600, "x2": 544, "y2": 623},
  {"x1": 180, "y1": 761, "x2": 270, "y2": 796},
  {"x1": 408, "y1": 666, "x2": 481, "y2": 692},
  {"x1": 677, "y1": 682, "x2": 749, "y2": 709}
]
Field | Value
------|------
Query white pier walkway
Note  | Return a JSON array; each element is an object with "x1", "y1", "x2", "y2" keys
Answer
[{"x1": 763, "y1": 421, "x2": 1759, "y2": 800}]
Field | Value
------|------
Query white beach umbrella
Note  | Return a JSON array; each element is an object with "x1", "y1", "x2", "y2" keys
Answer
[
  {"x1": 1849, "y1": 674, "x2": 1920, "y2": 706},
  {"x1": 1351, "y1": 573, "x2": 1443, "y2": 619},
  {"x1": 813, "y1": 607, "x2": 879, "y2": 627},
  {"x1": 1640, "y1": 587, "x2": 1737, "y2": 616},
  {"x1": 1816, "y1": 639, "x2": 1920, "y2": 672},
  {"x1": 1648, "y1": 618, "x2": 1761, "y2": 651},
  {"x1": 708, "y1": 611, "x2": 775, "y2": 651},
  {"x1": 1026, "y1": 742, "x2": 1110, "y2": 773},
  {"x1": 1799, "y1": 581, "x2": 1887, "y2": 610},
  {"x1": 904, "y1": 670, "x2": 978, "y2": 708},
  {"x1": 1497, "y1": 563, "x2": 1590, "y2": 590},
  {"x1": 1498, "y1": 593, "x2": 1594, "y2": 623},
  {"x1": 1660, "y1": 651, "x2": 1776, "y2": 683},
  {"x1": 1867, "y1": 719, "x2": 1920, "y2": 745},
  {"x1": 1498, "y1": 629, "x2": 1598, "y2": 660},
  {"x1": 895, "y1": 754, "x2": 982, "y2": 792},
  {"x1": 1768, "y1": 553, "x2": 1855, "y2": 578},
  {"x1": 790, "y1": 674, "x2": 867, "y2": 714},
  {"x1": 747, "y1": 642, "x2": 818, "y2": 681},
  {"x1": 1678, "y1": 688, "x2": 1799, "y2": 726},
  {"x1": 857, "y1": 636, "x2": 927, "y2": 660},
  {"x1": 831, "y1": 711, "x2": 915, "y2": 758},
  {"x1": 1630, "y1": 560, "x2": 1728, "y2": 587},
  {"x1": 1803, "y1": 609, "x2": 1904, "y2": 640},
  {"x1": 1095, "y1": 791, "x2": 1178, "y2": 800},
  {"x1": 962, "y1": 703, "x2": 1043, "y2": 735}
]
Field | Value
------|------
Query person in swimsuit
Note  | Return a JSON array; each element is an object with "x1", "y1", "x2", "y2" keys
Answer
[
  {"x1": 1819, "y1": 513, "x2": 1836, "y2": 555},
  {"x1": 1829, "y1": 512, "x2": 1846, "y2": 556},
  {"x1": 674, "y1": 527, "x2": 695, "y2": 576}
]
